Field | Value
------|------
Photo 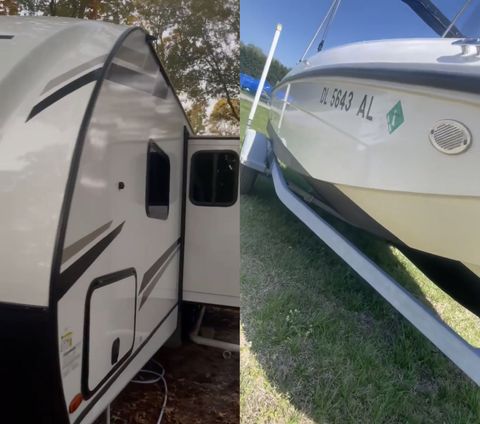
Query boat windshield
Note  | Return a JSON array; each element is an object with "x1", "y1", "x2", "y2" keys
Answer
[{"x1": 300, "y1": 0, "x2": 480, "y2": 62}]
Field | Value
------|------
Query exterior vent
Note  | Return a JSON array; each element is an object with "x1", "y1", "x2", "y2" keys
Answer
[{"x1": 429, "y1": 120, "x2": 471, "y2": 155}]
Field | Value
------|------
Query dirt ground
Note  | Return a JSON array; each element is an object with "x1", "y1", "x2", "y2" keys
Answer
[{"x1": 99, "y1": 306, "x2": 239, "y2": 424}]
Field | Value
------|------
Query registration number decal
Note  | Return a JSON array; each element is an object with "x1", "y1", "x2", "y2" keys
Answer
[{"x1": 320, "y1": 86, "x2": 374, "y2": 121}]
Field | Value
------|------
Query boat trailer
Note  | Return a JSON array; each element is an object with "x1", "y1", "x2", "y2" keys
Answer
[{"x1": 241, "y1": 128, "x2": 480, "y2": 387}]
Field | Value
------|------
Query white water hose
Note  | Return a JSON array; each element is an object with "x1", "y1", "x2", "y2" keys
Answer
[{"x1": 190, "y1": 305, "x2": 240, "y2": 352}]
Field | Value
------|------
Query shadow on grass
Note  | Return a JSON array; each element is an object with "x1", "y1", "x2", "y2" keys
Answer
[{"x1": 241, "y1": 175, "x2": 480, "y2": 423}]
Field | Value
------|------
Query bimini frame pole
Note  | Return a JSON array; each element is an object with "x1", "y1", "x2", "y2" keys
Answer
[
  {"x1": 442, "y1": 0, "x2": 472, "y2": 37},
  {"x1": 246, "y1": 23, "x2": 282, "y2": 131}
]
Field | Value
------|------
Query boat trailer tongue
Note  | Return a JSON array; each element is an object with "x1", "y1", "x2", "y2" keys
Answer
[{"x1": 241, "y1": 129, "x2": 480, "y2": 387}]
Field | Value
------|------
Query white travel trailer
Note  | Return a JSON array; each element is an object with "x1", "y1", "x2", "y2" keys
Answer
[{"x1": 0, "y1": 17, "x2": 239, "y2": 423}]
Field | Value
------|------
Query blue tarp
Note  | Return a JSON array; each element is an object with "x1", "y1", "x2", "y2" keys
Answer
[{"x1": 240, "y1": 73, "x2": 272, "y2": 97}]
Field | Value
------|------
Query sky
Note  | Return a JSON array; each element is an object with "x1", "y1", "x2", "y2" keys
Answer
[{"x1": 240, "y1": 0, "x2": 471, "y2": 68}]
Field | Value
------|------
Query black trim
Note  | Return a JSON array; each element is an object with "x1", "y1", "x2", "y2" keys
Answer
[
  {"x1": 26, "y1": 68, "x2": 102, "y2": 122},
  {"x1": 189, "y1": 150, "x2": 240, "y2": 207},
  {"x1": 73, "y1": 302, "x2": 178, "y2": 424},
  {"x1": 0, "y1": 35, "x2": 14, "y2": 39},
  {"x1": 57, "y1": 221, "x2": 125, "y2": 300},
  {"x1": 0, "y1": 304, "x2": 54, "y2": 423},
  {"x1": 177, "y1": 127, "x2": 190, "y2": 326},
  {"x1": 145, "y1": 141, "x2": 170, "y2": 220},
  {"x1": 278, "y1": 64, "x2": 480, "y2": 96},
  {"x1": 48, "y1": 26, "x2": 141, "y2": 423},
  {"x1": 81, "y1": 268, "x2": 137, "y2": 399},
  {"x1": 139, "y1": 238, "x2": 181, "y2": 293}
]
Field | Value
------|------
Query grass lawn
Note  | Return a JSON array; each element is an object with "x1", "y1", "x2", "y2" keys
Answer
[
  {"x1": 240, "y1": 99, "x2": 480, "y2": 423},
  {"x1": 240, "y1": 95, "x2": 270, "y2": 141}
]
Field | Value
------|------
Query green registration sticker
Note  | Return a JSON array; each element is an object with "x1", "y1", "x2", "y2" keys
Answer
[{"x1": 386, "y1": 101, "x2": 404, "y2": 134}]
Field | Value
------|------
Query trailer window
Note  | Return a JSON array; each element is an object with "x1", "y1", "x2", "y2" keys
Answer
[
  {"x1": 146, "y1": 142, "x2": 170, "y2": 219},
  {"x1": 190, "y1": 150, "x2": 238, "y2": 207}
]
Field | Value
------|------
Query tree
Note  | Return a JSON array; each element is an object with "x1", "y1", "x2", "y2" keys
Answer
[
  {"x1": 209, "y1": 98, "x2": 239, "y2": 135},
  {"x1": 16, "y1": 0, "x2": 135, "y2": 20},
  {"x1": 0, "y1": 0, "x2": 19, "y2": 15},
  {"x1": 187, "y1": 100, "x2": 207, "y2": 134},
  {"x1": 136, "y1": 0, "x2": 239, "y2": 122},
  {"x1": 240, "y1": 42, "x2": 290, "y2": 86}
]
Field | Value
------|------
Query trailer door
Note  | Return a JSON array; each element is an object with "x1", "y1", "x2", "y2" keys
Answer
[{"x1": 183, "y1": 136, "x2": 240, "y2": 307}]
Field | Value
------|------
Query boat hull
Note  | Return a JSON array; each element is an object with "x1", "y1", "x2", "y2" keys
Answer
[{"x1": 269, "y1": 41, "x2": 480, "y2": 275}]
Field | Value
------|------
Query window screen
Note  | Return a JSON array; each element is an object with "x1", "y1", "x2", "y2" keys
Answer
[
  {"x1": 190, "y1": 150, "x2": 239, "y2": 207},
  {"x1": 146, "y1": 142, "x2": 170, "y2": 219}
]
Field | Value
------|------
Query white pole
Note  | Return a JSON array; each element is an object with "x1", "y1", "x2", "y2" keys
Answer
[
  {"x1": 246, "y1": 23, "x2": 282, "y2": 130},
  {"x1": 442, "y1": 0, "x2": 472, "y2": 37}
]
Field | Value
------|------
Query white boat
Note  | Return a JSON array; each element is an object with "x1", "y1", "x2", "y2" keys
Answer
[
  {"x1": 0, "y1": 16, "x2": 239, "y2": 423},
  {"x1": 264, "y1": 0, "x2": 480, "y2": 309}
]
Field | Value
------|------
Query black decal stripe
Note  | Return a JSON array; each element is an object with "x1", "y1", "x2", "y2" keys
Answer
[
  {"x1": 0, "y1": 35, "x2": 14, "y2": 39},
  {"x1": 139, "y1": 239, "x2": 181, "y2": 293},
  {"x1": 139, "y1": 246, "x2": 180, "y2": 309},
  {"x1": 73, "y1": 302, "x2": 178, "y2": 424},
  {"x1": 42, "y1": 55, "x2": 107, "y2": 94},
  {"x1": 57, "y1": 221, "x2": 124, "y2": 299},
  {"x1": 61, "y1": 221, "x2": 112, "y2": 265},
  {"x1": 106, "y1": 62, "x2": 157, "y2": 96},
  {"x1": 26, "y1": 68, "x2": 102, "y2": 122},
  {"x1": 278, "y1": 64, "x2": 480, "y2": 95}
]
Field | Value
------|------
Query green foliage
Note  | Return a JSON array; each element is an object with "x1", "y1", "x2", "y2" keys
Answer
[
  {"x1": 187, "y1": 101, "x2": 207, "y2": 134},
  {"x1": 240, "y1": 42, "x2": 290, "y2": 86},
  {"x1": 137, "y1": 0, "x2": 239, "y2": 122},
  {"x1": 210, "y1": 98, "x2": 239, "y2": 135}
]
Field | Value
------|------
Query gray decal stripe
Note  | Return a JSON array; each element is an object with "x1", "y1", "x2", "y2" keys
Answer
[
  {"x1": 116, "y1": 45, "x2": 151, "y2": 69},
  {"x1": 139, "y1": 239, "x2": 181, "y2": 293},
  {"x1": 57, "y1": 221, "x2": 125, "y2": 299},
  {"x1": 139, "y1": 245, "x2": 180, "y2": 309},
  {"x1": 61, "y1": 220, "x2": 113, "y2": 265},
  {"x1": 0, "y1": 35, "x2": 14, "y2": 39},
  {"x1": 42, "y1": 55, "x2": 107, "y2": 94},
  {"x1": 106, "y1": 63, "x2": 159, "y2": 97}
]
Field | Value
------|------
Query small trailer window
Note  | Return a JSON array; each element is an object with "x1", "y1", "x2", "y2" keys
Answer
[
  {"x1": 190, "y1": 150, "x2": 239, "y2": 207},
  {"x1": 146, "y1": 142, "x2": 170, "y2": 219}
]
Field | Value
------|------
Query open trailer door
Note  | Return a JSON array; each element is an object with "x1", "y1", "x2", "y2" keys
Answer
[{"x1": 183, "y1": 136, "x2": 240, "y2": 307}]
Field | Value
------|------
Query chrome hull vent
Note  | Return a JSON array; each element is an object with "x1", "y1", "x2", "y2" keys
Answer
[{"x1": 429, "y1": 120, "x2": 471, "y2": 155}]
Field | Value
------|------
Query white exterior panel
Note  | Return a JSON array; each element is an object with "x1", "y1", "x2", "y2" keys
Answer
[
  {"x1": 0, "y1": 17, "x2": 124, "y2": 306},
  {"x1": 183, "y1": 137, "x2": 240, "y2": 307}
]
